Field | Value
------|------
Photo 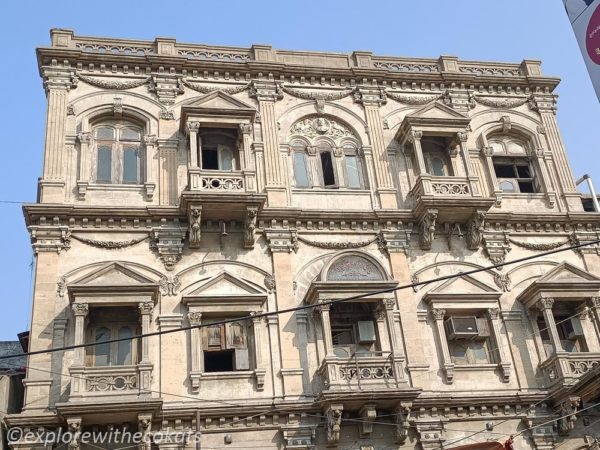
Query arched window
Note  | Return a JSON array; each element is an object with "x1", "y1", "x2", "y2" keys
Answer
[
  {"x1": 318, "y1": 142, "x2": 337, "y2": 187},
  {"x1": 488, "y1": 136, "x2": 538, "y2": 193},
  {"x1": 93, "y1": 121, "x2": 143, "y2": 184},
  {"x1": 292, "y1": 142, "x2": 311, "y2": 188}
]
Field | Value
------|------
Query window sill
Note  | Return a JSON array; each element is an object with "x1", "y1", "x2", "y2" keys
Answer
[
  {"x1": 291, "y1": 188, "x2": 370, "y2": 194},
  {"x1": 197, "y1": 370, "x2": 254, "y2": 380},
  {"x1": 88, "y1": 183, "x2": 144, "y2": 191},
  {"x1": 453, "y1": 363, "x2": 499, "y2": 371},
  {"x1": 498, "y1": 193, "x2": 545, "y2": 199}
]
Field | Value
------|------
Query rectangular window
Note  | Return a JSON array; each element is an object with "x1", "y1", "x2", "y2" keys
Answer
[
  {"x1": 203, "y1": 322, "x2": 249, "y2": 372},
  {"x1": 320, "y1": 151, "x2": 336, "y2": 187},
  {"x1": 445, "y1": 315, "x2": 492, "y2": 365},
  {"x1": 122, "y1": 147, "x2": 139, "y2": 184},
  {"x1": 97, "y1": 146, "x2": 112, "y2": 183},
  {"x1": 344, "y1": 155, "x2": 361, "y2": 188},
  {"x1": 293, "y1": 152, "x2": 310, "y2": 188},
  {"x1": 494, "y1": 158, "x2": 537, "y2": 193},
  {"x1": 202, "y1": 147, "x2": 219, "y2": 170},
  {"x1": 330, "y1": 303, "x2": 377, "y2": 357}
]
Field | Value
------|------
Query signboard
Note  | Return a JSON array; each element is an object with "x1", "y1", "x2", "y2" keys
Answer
[{"x1": 564, "y1": 0, "x2": 600, "y2": 100}]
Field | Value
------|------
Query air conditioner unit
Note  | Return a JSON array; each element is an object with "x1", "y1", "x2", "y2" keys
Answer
[{"x1": 445, "y1": 316, "x2": 479, "y2": 339}]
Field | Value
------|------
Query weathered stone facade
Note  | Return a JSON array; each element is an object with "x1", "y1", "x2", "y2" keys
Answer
[{"x1": 6, "y1": 29, "x2": 600, "y2": 450}]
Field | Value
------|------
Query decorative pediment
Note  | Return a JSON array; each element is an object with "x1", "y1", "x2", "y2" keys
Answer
[
  {"x1": 181, "y1": 91, "x2": 256, "y2": 115},
  {"x1": 408, "y1": 101, "x2": 469, "y2": 120},
  {"x1": 69, "y1": 262, "x2": 156, "y2": 287},
  {"x1": 397, "y1": 101, "x2": 471, "y2": 139},
  {"x1": 186, "y1": 271, "x2": 265, "y2": 296},
  {"x1": 518, "y1": 262, "x2": 600, "y2": 308},
  {"x1": 423, "y1": 274, "x2": 501, "y2": 306}
]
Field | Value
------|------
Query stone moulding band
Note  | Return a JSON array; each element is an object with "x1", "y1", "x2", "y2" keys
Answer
[
  {"x1": 77, "y1": 74, "x2": 150, "y2": 90},
  {"x1": 181, "y1": 79, "x2": 250, "y2": 95},
  {"x1": 279, "y1": 84, "x2": 355, "y2": 101},
  {"x1": 296, "y1": 234, "x2": 377, "y2": 249},
  {"x1": 70, "y1": 234, "x2": 149, "y2": 249},
  {"x1": 508, "y1": 237, "x2": 569, "y2": 251}
]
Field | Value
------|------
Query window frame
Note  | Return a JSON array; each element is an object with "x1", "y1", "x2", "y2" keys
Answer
[
  {"x1": 87, "y1": 323, "x2": 138, "y2": 367},
  {"x1": 92, "y1": 122, "x2": 144, "y2": 185},
  {"x1": 443, "y1": 313, "x2": 495, "y2": 366},
  {"x1": 202, "y1": 319, "x2": 252, "y2": 373},
  {"x1": 340, "y1": 143, "x2": 365, "y2": 189},
  {"x1": 493, "y1": 157, "x2": 538, "y2": 194},
  {"x1": 316, "y1": 142, "x2": 338, "y2": 188},
  {"x1": 291, "y1": 142, "x2": 312, "y2": 188}
]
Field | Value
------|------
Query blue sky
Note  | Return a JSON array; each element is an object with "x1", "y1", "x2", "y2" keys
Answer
[{"x1": 0, "y1": 0, "x2": 598, "y2": 340}]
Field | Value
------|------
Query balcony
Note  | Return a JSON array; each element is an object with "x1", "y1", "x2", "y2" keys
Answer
[
  {"x1": 68, "y1": 364, "x2": 152, "y2": 400},
  {"x1": 182, "y1": 169, "x2": 266, "y2": 221},
  {"x1": 540, "y1": 352, "x2": 600, "y2": 389},
  {"x1": 410, "y1": 175, "x2": 494, "y2": 222}
]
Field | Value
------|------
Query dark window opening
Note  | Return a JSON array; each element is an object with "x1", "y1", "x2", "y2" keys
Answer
[
  {"x1": 494, "y1": 158, "x2": 537, "y2": 193},
  {"x1": 330, "y1": 303, "x2": 377, "y2": 357},
  {"x1": 202, "y1": 147, "x2": 219, "y2": 170},
  {"x1": 320, "y1": 151, "x2": 336, "y2": 186},
  {"x1": 204, "y1": 350, "x2": 234, "y2": 372},
  {"x1": 494, "y1": 164, "x2": 515, "y2": 178}
]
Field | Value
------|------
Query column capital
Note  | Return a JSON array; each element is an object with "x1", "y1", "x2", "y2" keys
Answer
[
  {"x1": 316, "y1": 300, "x2": 331, "y2": 313},
  {"x1": 150, "y1": 223, "x2": 186, "y2": 271},
  {"x1": 536, "y1": 297, "x2": 555, "y2": 311},
  {"x1": 138, "y1": 301, "x2": 154, "y2": 315},
  {"x1": 264, "y1": 228, "x2": 298, "y2": 254},
  {"x1": 383, "y1": 298, "x2": 396, "y2": 310},
  {"x1": 353, "y1": 86, "x2": 387, "y2": 107},
  {"x1": 29, "y1": 224, "x2": 71, "y2": 254},
  {"x1": 72, "y1": 303, "x2": 89, "y2": 317},
  {"x1": 77, "y1": 131, "x2": 91, "y2": 144},
  {"x1": 239, "y1": 122, "x2": 253, "y2": 134},
  {"x1": 481, "y1": 146, "x2": 494, "y2": 158},
  {"x1": 431, "y1": 308, "x2": 446, "y2": 320},
  {"x1": 186, "y1": 121, "x2": 201, "y2": 134},
  {"x1": 143, "y1": 134, "x2": 157, "y2": 147},
  {"x1": 188, "y1": 311, "x2": 202, "y2": 326},
  {"x1": 249, "y1": 81, "x2": 283, "y2": 102},
  {"x1": 487, "y1": 307, "x2": 500, "y2": 320},
  {"x1": 42, "y1": 66, "x2": 78, "y2": 92},
  {"x1": 378, "y1": 228, "x2": 413, "y2": 254},
  {"x1": 590, "y1": 296, "x2": 600, "y2": 309}
]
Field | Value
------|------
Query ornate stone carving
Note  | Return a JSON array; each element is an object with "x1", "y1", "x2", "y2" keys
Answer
[
  {"x1": 188, "y1": 312, "x2": 202, "y2": 326},
  {"x1": 493, "y1": 272, "x2": 512, "y2": 292},
  {"x1": 419, "y1": 209, "x2": 438, "y2": 250},
  {"x1": 325, "y1": 405, "x2": 343, "y2": 444},
  {"x1": 182, "y1": 79, "x2": 249, "y2": 95},
  {"x1": 501, "y1": 115, "x2": 512, "y2": 132},
  {"x1": 264, "y1": 229, "x2": 298, "y2": 254},
  {"x1": 42, "y1": 66, "x2": 78, "y2": 92},
  {"x1": 378, "y1": 227, "x2": 413, "y2": 254},
  {"x1": 466, "y1": 210, "x2": 486, "y2": 250},
  {"x1": 481, "y1": 146, "x2": 494, "y2": 157},
  {"x1": 78, "y1": 74, "x2": 150, "y2": 90},
  {"x1": 138, "y1": 301, "x2": 154, "y2": 315},
  {"x1": 244, "y1": 207, "x2": 258, "y2": 249},
  {"x1": 570, "y1": 231, "x2": 600, "y2": 256},
  {"x1": 556, "y1": 396, "x2": 581, "y2": 435},
  {"x1": 280, "y1": 84, "x2": 354, "y2": 100},
  {"x1": 77, "y1": 131, "x2": 91, "y2": 144},
  {"x1": 159, "y1": 275, "x2": 181, "y2": 296},
  {"x1": 249, "y1": 81, "x2": 283, "y2": 102},
  {"x1": 57, "y1": 276, "x2": 67, "y2": 297},
  {"x1": 353, "y1": 87, "x2": 387, "y2": 106},
  {"x1": 239, "y1": 122, "x2": 253, "y2": 135},
  {"x1": 359, "y1": 404, "x2": 377, "y2": 437},
  {"x1": 150, "y1": 224, "x2": 186, "y2": 271},
  {"x1": 482, "y1": 231, "x2": 511, "y2": 265},
  {"x1": 70, "y1": 234, "x2": 148, "y2": 249},
  {"x1": 472, "y1": 95, "x2": 529, "y2": 109},
  {"x1": 188, "y1": 206, "x2": 202, "y2": 249},
  {"x1": 487, "y1": 308, "x2": 500, "y2": 320},
  {"x1": 297, "y1": 234, "x2": 377, "y2": 250},
  {"x1": 159, "y1": 110, "x2": 174, "y2": 120},
  {"x1": 508, "y1": 237, "x2": 569, "y2": 251},
  {"x1": 148, "y1": 75, "x2": 184, "y2": 105},
  {"x1": 113, "y1": 96, "x2": 123, "y2": 115},
  {"x1": 29, "y1": 224, "x2": 71, "y2": 253},
  {"x1": 67, "y1": 417, "x2": 82, "y2": 450},
  {"x1": 72, "y1": 303, "x2": 89, "y2": 317},
  {"x1": 395, "y1": 402, "x2": 412, "y2": 444},
  {"x1": 386, "y1": 91, "x2": 441, "y2": 105},
  {"x1": 263, "y1": 274, "x2": 276, "y2": 294},
  {"x1": 289, "y1": 115, "x2": 355, "y2": 141},
  {"x1": 536, "y1": 297, "x2": 555, "y2": 311},
  {"x1": 431, "y1": 308, "x2": 446, "y2": 320}
]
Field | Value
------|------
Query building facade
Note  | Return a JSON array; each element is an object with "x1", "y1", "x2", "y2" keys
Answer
[{"x1": 7, "y1": 29, "x2": 600, "y2": 450}]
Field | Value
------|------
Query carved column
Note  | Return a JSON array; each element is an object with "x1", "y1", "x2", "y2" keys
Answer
[
  {"x1": 72, "y1": 303, "x2": 89, "y2": 366},
  {"x1": 143, "y1": 134, "x2": 157, "y2": 201},
  {"x1": 589, "y1": 297, "x2": 600, "y2": 340},
  {"x1": 76, "y1": 131, "x2": 91, "y2": 200},
  {"x1": 251, "y1": 312, "x2": 266, "y2": 391},
  {"x1": 528, "y1": 145, "x2": 557, "y2": 208},
  {"x1": 188, "y1": 205, "x2": 202, "y2": 249},
  {"x1": 318, "y1": 303, "x2": 334, "y2": 357},
  {"x1": 239, "y1": 122, "x2": 257, "y2": 192},
  {"x1": 355, "y1": 87, "x2": 397, "y2": 208},
  {"x1": 40, "y1": 66, "x2": 77, "y2": 202},
  {"x1": 138, "y1": 302, "x2": 153, "y2": 363},
  {"x1": 457, "y1": 131, "x2": 481, "y2": 196},
  {"x1": 480, "y1": 146, "x2": 502, "y2": 205},
  {"x1": 250, "y1": 81, "x2": 286, "y2": 206},
  {"x1": 188, "y1": 311, "x2": 203, "y2": 392},
  {"x1": 186, "y1": 122, "x2": 200, "y2": 168},
  {"x1": 408, "y1": 130, "x2": 427, "y2": 175},
  {"x1": 431, "y1": 308, "x2": 454, "y2": 383},
  {"x1": 383, "y1": 297, "x2": 406, "y2": 384},
  {"x1": 158, "y1": 138, "x2": 180, "y2": 205},
  {"x1": 536, "y1": 297, "x2": 562, "y2": 354},
  {"x1": 487, "y1": 308, "x2": 511, "y2": 382}
]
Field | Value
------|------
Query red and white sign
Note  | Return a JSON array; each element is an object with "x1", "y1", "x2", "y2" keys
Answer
[{"x1": 565, "y1": 0, "x2": 600, "y2": 100}]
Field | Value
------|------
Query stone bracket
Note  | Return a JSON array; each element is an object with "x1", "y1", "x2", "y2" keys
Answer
[
  {"x1": 465, "y1": 210, "x2": 486, "y2": 250},
  {"x1": 571, "y1": 230, "x2": 600, "y2": 256},
  {"x1": 324, "y1": 403, "x2": 343, "y2": 445},
  {"x1": 378, "y1": 225, "x2": 413, "y2": 254},
  {"x1": 264, "y1": 229, "x2": 298, "y2": 253},
  {"x1": 29, "y1": 224, "x2": 71, "y2": 253},
  {"x1": 149, "y1": 74, "x2": 184, "y2": 105},
  {"x1": 483, "y1": 230, "x2": 511, "y2": 265},
  {"x1": 150, "y1": 222, "x2": 186, "y2": 271},
  {"x1": 244, "y1": 206, "x2": 258, "y2": 249},
  {"x1": 419, "y1": 209, "x2": 438, "y2": 250},
  {"x1": 359, "y1": 404, "x2": 377, "y2": 437}
]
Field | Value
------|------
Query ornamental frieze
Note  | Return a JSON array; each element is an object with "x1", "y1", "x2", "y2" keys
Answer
[
  {"x1": 77, "y1": 74, "x2": 150, "y2": 90},
  {"x1": 386, "y1": 92, "x2": 442, "y2": 105},
  {"x1": 279, "y1": 84, "x2": 354, "y2": 101},
  {"x1": 70, "y1": 234, "x2": 149, "y2": 249},
  {"x1": 181, "y1": 79, "x2": 250, "y2": 95},
  {"x1": 471, "y1": 95, "x2": 530, "y2": 109},
  {"x1": 288, "y1": 115, "x2": 355, "y2": 141}
]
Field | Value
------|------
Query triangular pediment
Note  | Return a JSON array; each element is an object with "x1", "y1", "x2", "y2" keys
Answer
[
  {"x1": 537, "y1": 262, "x2": 600, "y2": 283},
  {"x1": 431, "y1": 274, "x2": 498, "y2": 295},
  {"x1": 70, "y1": 263, "x2": 156, "y2": 287},
  {"x1": 407, "y1": 101, "x2": 470, "y2": 120},
  {"x1": 188, "y1": 271, "x2": 264, "y2": 296},
  {"x1": 183, "y1": 91, "x2": 256, "y2": 111}
]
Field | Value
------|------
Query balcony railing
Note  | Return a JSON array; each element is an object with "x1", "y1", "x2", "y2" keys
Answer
[
  {"x1": 540, "y1": 352, "x2": 600, "y2": 388},
  {"x1": 69, "y1": 364, "x2": 152, "y2": 399},
  {"x1": 188, "y1": 169, "x2": 257, "y2": 192},
  {"x1": 318, "y1": 352, "x2": 403, "y2": 391},
  {"x1": 410, "y1": 175, "x2": 476, "y2": 200}
]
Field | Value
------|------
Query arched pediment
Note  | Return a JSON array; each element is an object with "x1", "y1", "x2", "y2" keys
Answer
[
  {"x1": 288, "y1": 115, "x2": 359, "y2": 145},
  {"x1": 324, "y1": 253, "x2": 386, "y2": 282}
]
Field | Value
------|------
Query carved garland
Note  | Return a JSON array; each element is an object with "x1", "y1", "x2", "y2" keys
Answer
[
  {"x1": 508, "y1": 237, "x2": 569, "y2": 251},
  {"x1": 70, "y1": 234, "x2": 149, "y2": 249},
  {"x1": 279, "y1": 84, "x2": 354, "y2": 101},
  {"x1": 386, "y1": 91, "x2": 441, "y2": 105},
  {"x1": 296, "y1": 235, "x2": 378, "y2": 249},
  {"x1": 182, "y1": 79, "x2": 250, "y2": 95},
  {"x1": 472, "y1": 95, "x2": 529, "y2": 109},
  {"x1": 77, "y1": 74, "x2": 150, "y2": 90}
]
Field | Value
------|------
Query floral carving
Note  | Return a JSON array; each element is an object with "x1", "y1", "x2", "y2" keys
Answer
[
  {"x1": 472, "y1": 95, "x2": 529, "y2": 109},
  {"x1": 374, "y1": 61, "x2": 439, "y2": 73},
  {"x1": 289, "y1": 115, "x2": 355, "y2": 141},
  {"x1": 296, "y1": 235, "x2": 377, "y2": 249},
  {"x1": 279, "y1": 84, "x2": 354, "y2": 101},
  {"x1": 57, "y1": 276, "x2": 67, "y2": 297},
  {"x1": 263, "y1": 275, "x2": 276, "y2": 294},
  {"x1": 159, "y1": 275, "x2": 181, "y2": 296},
  {"x1": 493, "y1": 272, "x2": 512, "y2": 292},
  {"x1": 508, "y1": 237, "x2": 569, "y2": 251},
  {"x1": 70, "y1": 234, "x2": 148, "y2": 249},
  {"x1": 386, "y1": 91, "x2": 441, "y2": 105},
  {"x1": 78, "y1": 74, "x2": 150, "y2": 90},
  {"x1": 181, "y1": 79, "x2": 250, "y2": 95}
]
